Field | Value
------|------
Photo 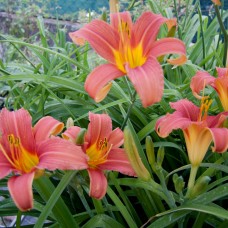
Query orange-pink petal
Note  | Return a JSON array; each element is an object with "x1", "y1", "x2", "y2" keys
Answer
[
  {"x1": 110, "y1": 11, "x2": 133, "y2": 31},
  {"x1": 208, "y1": 128, "x2": 228, "y2": 152},
  {"x1": 62, "y1": 126, "x2": 81, "y2": 142},
  {"x1": 84, "y1": 64, "x2": 124, "y2": 102},
  {"x1": 88, "y1": 168, "x2": 107, "y2": 199},
  {"x1": 132, "y1": 12, "x2": 168, "y2": 55},
  {"x1": 0, "y1": 161, "x2": 12, "y2": 178},
  {"x1": 183, "y1": 124, "x2": 212, "y2": 166},
  {"x1": 86, "y1": 112, "x2": 112, "y2": 146},
  {"x1": 190, "y1": 71, "x2": 215, "y2": 99},
  {"x1": 126, "y1": 56, "x2": 164, "y2": 107},
  {"x1": 108, "y1": 127, "x2": 124, "y2": 148},
  {"x1": 69, "y1": 20, "x2": 119, "y2": 63},
  {"x1": 156, "y1": 99, "x2": 200, "y2": 137},
  {"x1": 150, "y1": 38, "x2": 187, "y2": 65},
  {"x1": 0, "y1": 108, "x2": 36, "y2": 154},
  {"x1": 34, "y1": 116, "x2": 64, "y2": 142},
  {"x1": 37, "y1": 138, "x2": 88, "y2": 170},
  {"x1": 216, "y1": 67, "x2": 228, "y2": 77},
  {"x1": 99, "y1": 148, "x2": 136, "y2": 176},
  {"x1": 8, "y1": 172, "x2": 34, "y2": 211}
]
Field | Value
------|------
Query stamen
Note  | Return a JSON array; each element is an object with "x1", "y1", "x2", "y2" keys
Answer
[
  {"x1": 4, "y1": 134, "x2": 38, "y2": 173},
  {"x1": 87, "y1": 138, "x2": 112, "y2": 168},
  {"x1": 198, "y1": 96, "x2": 212, "y2": 121}
]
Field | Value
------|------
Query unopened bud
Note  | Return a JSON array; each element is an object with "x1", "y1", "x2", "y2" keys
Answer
[
  {"x1": 66, "y1": 117, "x2": 74, "y2": 129},
  {"x1": 124, "y1": 127, "x2": 151, "y2": 181},
  {"x1": 146, "y1": 136, "x2": 156, "y2": 172},
  {"x1": 75, "y1": 128, "x2": 87, "y2": 145},
  {"x1": 157, "y1": 147, "x2": 165, "y2": 167},
  {"x1": 101, "y1": 9, "x2": 107, "y2": 22},
  {"x1": 190, "y1": 176, "x2": 211, "y2": 198},
  {"x1": 173, "y1": 174, "x2": 185, "y2": 194}
]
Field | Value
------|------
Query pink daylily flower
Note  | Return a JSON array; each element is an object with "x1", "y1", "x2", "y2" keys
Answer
[
  {"x1": 212, "y1": 0, "x2": 221, "y2": 6},
  {"x1": 155, "y1": 99, "x2": 228, "y2": 166},
  {"x1": 63, "y1": 112, "x2": 136, "y2": 199},
  {"x1": 69, "y1": 11, "x2": 187, "y2": 107},
  {"x1": 0, "y1": 108, "x2": 88, "y2": 211},
  {"x1": 191, "y1": 67, "x2": 228, "y2": 111}
]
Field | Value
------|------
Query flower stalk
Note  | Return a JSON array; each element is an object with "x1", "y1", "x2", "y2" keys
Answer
[{"x1": 185, "y1": 165, "x2": 199, "y2": 198}]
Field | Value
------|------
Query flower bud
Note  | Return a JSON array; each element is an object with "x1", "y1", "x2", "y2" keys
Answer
[
  {"x1": 190, "y1": 176, "x2": 211, "y2": 198},
  {"x1": 66, "y1": 117, "x2": 74, "y2": 129},
  {"x1": 146, "y1": 136, "x2": 156, "y2": 171},
  {"x1": 75, "y1": 128, "x2": 87, "y2": 145},
  {"x1": 173, "y1": 174, "x2": 185, "y2": 194},
  {"x1": 157, "y1": 147, "x2": 165, "y2": 167},
  {"x1": 124, "y1": 127, "x2": 151, "y2": 181}
]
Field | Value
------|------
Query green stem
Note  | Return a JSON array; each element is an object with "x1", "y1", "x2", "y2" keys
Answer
[
  {"x1": 214, "y1": 5, "x2": 228, "y2": 67},
  {"x1": 185, "y1": 165, "x2": 199, "y2": 198},
  {"x1": 121, "y1": 90, "x2": 137, "y2": 130},
  {"x1": 157, "y1": 169, "x2": 176, "y2": 209}
]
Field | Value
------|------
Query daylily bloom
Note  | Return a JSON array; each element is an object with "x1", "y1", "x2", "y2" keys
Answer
[
  {"x1": 191, "y1": 67, "x2": 228, "y2": 111},
  {"x1": 212, "y1": 0, "x2": 221, "y2": 6},
  {"x1": 69, "y1": 11, "x2": 187, "y2": 107},
  {"x1": 0, "y1": 108, "x2": 88, "y2": 211},
  {"x1": 155, "y1": 99, "x2": 228, "y2": 166},
  {"x1": 62, "y1": 112, "x2": 136, "y2": 199}
]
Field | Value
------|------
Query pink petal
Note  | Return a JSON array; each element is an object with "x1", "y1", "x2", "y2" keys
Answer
[
  {"x1": 150, "y1": 38, "x2": 187, "y2": 65},
  {"x1": 156, "y1": 99, "x2": 200, "y2": 137},
  {"x1": 88, "y1": 168, "x2": 107, "y2": 199},
  {"x1": 190, "y1": 71, "x2": 215, "y2": 99},
  {"x1": 216, "y1": 67, "x2": 228, "y2": 77},
  {"x1": 86, "y1": 112, "x2": 112, "y2": 146},
  {"x1": 62, "y1": 126, "x2": 81, "y2": 143},
  {"x1": 132, "y1": 12, "x2": 167, "y2": 56},
  {"x1": 183, "y1": 124, "x2": 212, "y2": 166},
  {"x1": 0, "y1": 108, "x2": 36, "y2": 154},
  {"x1": 37, "y1": 138, "x2": 88, "y2": 170},
  {"x1": 208, "y1": 128, "x2": 228, "y2": 152},
  {"x1": 108, "y1": 128, "x2": 124, "y2": 148},
  {"x1": 69, "y1": 20, "x2": 119, "y2": 63},
  {"x1": 34, "y1": 116, "x2": 64, "y2": 142},
  {"x1": 110, "y1": 11, "x2": 133, "y2": 31},
  {"x1": 170, "y1": 99, "x2": 200, "y2": 121},
  {"x1": 8, "y1": 172, "x2": 34, "y2": 211},
  {"x1": 126, "y1": 56, "x2": 164, "y2": 107},
  {"x1": 206, "y1": 112, "x2": 228, "y2": 128},
  {"x1": 0, "y1": 163, "x2": 12, "y2": 178},
  {"x1": 214, "y1": 77, "x2": 228, "y2": 111},
  {"x1": 0, "y1": 149, "x2": 12, "y2": 178},
  {"x1": 84, "y1": 63, "x2": 124, "y2": 102},
  {"x1": 99, "y1": 148, "x2": 136, "y2": 176}
]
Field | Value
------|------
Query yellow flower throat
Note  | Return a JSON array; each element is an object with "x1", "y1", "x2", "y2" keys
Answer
[
  {"x1": 0, "y1": 134, "x2": 39, "y2": 173},
  {"x1": 86, "y1": 138, "x2": 112, "y2": 168},
  {"x1": 113, "y1": 20, "x2": 146, "y2": 73}
]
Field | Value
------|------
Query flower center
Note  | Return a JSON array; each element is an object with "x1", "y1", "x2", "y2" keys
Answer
[
  {"x1": 0, "y1": 134, "x2": 39, "y2": 173},
  {"x1": 114, "y1": 19, "x2": 147, "y2": 72},
  {"x1": 86, "y1": 138, "x2": 112, "y2": 168},
  {"x1": 197, "y1": 96, "x2": 212, "y2": 122}
]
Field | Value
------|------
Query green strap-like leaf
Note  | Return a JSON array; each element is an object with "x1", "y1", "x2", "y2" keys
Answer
[{"x1": 33, "y1": 171, "x2": 78, "y2": 228}]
